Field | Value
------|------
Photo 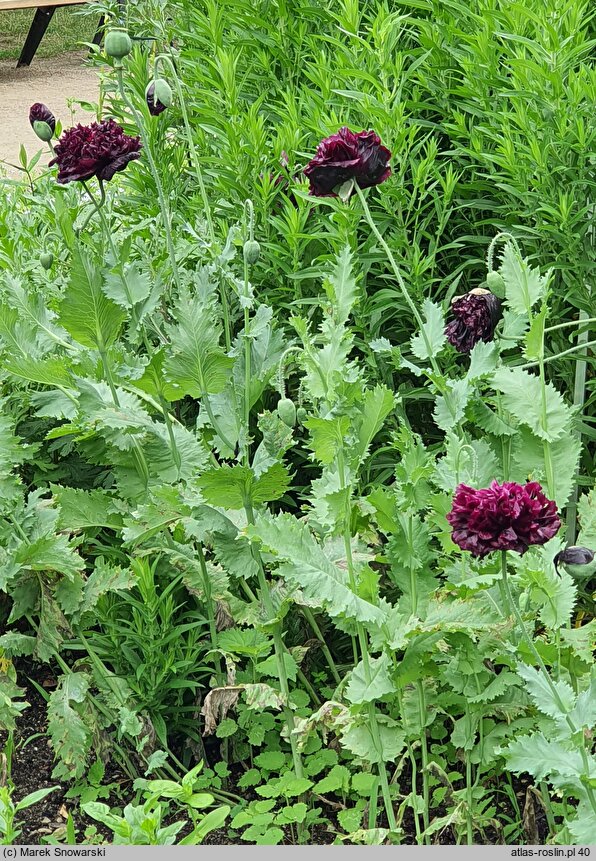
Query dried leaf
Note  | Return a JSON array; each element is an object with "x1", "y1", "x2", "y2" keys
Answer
[{"x1": 201, "y1": 686, "x2": 242, "y2": 736}]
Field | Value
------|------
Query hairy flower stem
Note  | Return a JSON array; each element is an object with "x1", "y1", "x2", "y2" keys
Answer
[
  {"x1": 115, "y1": 67, "x2": 181, "y2": 293},
  {"x1": 337, "y1": 447, "x2": 397, "y2": 832},
  {"x1": 196, "y1": 541, "x2": 224, "y2": 683},
  {"x1": 355, "y1": 185, "x2": 441, "y2": 380},
  {"x1": 500, "y1": 552, "x2": 596, "y2": 818},
  {"x1": 404, "y1": 514, "x2": 430, "y2": 842},
  {"x1": 243, "y1": 255, "x2": 252, "y2": 467},
  {"x1": 465, "y1": 751, "x2": 474, "y2": 844},
  {"x1": 518, "y1": 339, "x2": 596, "y2": 370},
  {"x1": 566, "y1": 308, "x2": 590, "y2": 544},
  {"x1": 156, "y1": 54, "x2": 215, "y2": 247},
  {"x1": 300, "y1": 607, "x2": 341, "y2": 686}
]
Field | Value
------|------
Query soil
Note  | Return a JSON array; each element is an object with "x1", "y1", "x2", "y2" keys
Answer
[
  {"x1": 0, "y1": 52, "x2": 99, "y2": 177},
  {"x1": 0, "y1": 658, "x2": 552, "y2": 846}
]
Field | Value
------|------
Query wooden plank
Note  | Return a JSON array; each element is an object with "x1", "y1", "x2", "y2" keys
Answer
[{"x1": 0, "y1": 0, "x2": 86, "y2": 10}]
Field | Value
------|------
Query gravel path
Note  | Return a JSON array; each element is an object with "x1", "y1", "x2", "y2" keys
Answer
[{"x1": 0, "y1": 52, "x2": 98, "y2": 176}]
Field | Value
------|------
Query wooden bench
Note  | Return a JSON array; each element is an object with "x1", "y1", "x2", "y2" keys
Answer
[{"x1": 0, "y1": 0, "x2": 104, "y2": 67}]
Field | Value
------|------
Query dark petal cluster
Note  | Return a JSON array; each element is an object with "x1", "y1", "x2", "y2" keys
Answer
[
  {"x1": 304, "y1": 127, "x2": 391, "y2": 197},
  {"x1": 49, "y1": 119, "x2": 141, "y2": 184},
  {"x1": 146, "y1": 83, "x2": 167, "y2": 116},
  {"x1": 29, "y1": 102, "x2": 56, "y2": 134},
  {"x1": 445, "y1": 288, "x2": 502, "y2": 353},
  {"x1": 553, "y1": 546, "x2": 595, "y2": 575},
  {"x1": 447, "y1": 480, "x2": 560, "y2": 558}
]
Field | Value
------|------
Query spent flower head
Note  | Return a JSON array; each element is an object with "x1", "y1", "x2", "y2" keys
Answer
[{"x1": 445, "y1": 288, "x2": 502, "y2": 353}]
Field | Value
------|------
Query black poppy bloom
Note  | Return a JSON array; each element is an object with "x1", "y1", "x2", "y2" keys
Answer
[
  {"x1": 445, "y1": 288, "x2": 502, "y2": 354},
  {"x1": 304, "y1": 127, "x2": 391, "y2": 197},
  {"x1": 49, "y1": 119, "x2": 141, "y2": 184},
  {"x1": 29, "y1": 103, "x2": 56, "y2": 141},
  {"x1": 146, "y1": 83, "x2": 167, "y2": 116},
  {"x1": 447, "y1": 480, "x2": 560, "y2": 558}
]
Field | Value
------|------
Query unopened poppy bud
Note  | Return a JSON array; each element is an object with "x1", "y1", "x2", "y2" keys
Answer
[
  {"x1": 29, "y1": 103, "x2": 55, "y2": 141},
  {"x1": 485, "y1": 271, "x2": 505, "y2": 298},
  {"x1": 243, "y1": 240, "x2": 260, "y2": 265},
  {"x1": 277, "y1": 397, "x2": 296, "y2": 427},
  {"x1": 40, "y1": 252, "x2": 53, "y2": 270},
  {"x1": 105, "y1": 29, "x2": 132, "y2": 60},
  {"x1": 296, "y1": 407, "x2": 307, "y2": 425},
  {"x1": 553, "y1": 546, "x2": 596, "y2": 580}
]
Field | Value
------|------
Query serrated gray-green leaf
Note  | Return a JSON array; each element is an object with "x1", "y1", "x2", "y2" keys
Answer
[
  {"x1": 164, "y1": 296, "x2": 233, "y2": 399},
  {"x1": 510, "y1": 426, "x2": 580, "y2": 508},
  {"x1": 500, "y1": 243, "x2": 549, "y2": 315},
  {"x1": 578, "y1": 489, "x2": 596, "y2": 548},
  {"x1": 568, "y1": 803, "x2": 596, "y2": 843},
  {"x1": 492, "y1": 366, "x2": 570, "y2": 442},
  {"x1": 466, "y1": 341, "x2": 499, "y2": 381},
  {"x1": 51, "y1": 485, "x2": 122, "y2": 531},
  {"x1": 47, "y1": 673, "x2": 91, "y2": 780},
  {"x1": 467, "y1": 399, "x2": 517, "y2": 436},
  {"x1": 516, "y1": 663, "x2": 576, "y2": 722},
  {"x1": 246, "y1": 514, "x2": 387, "y2": 625},
  {"x1": 341, "y1": 715, "x2": 405, "y2": 764},
  {"x1": 432, "y1": 433, "x2": 501, "y2": 493},
  {"x1": 433, "y1": 378, "x2": 471, "y2": 432},
  {"x1": 345, "y1": 652, "x2": 394, "y2": 704},
  {"x1": 58, "y1": 246, "x2": 125, "y2": 350},
  {"x1": 410, "y1": 299, "x2": 446, "y2": 361},
  {"x1": 353, "y1": 386, "x2": 394, "y2": 467},
  {"x1": 501, "y1": 731, "x2": 583, "y2": 783},
  {"x1": 324, "y1": 245, "x2": 358, "y2": 326},
  {"x1": 305, "y1": 416, "x2": 350, "y2": 466},
  {"x1": 102, "y1": 265, "x2": 152, "y2": 309},
  {"x1": 197, "y1": 464, "x2": 290, "y2": 509},
  {"x1": 4, "y1": 356, "x2": 73, "y2": 388},
  {"x1": 81, "y1": 558, "x2": 137, "y2": 614},
  {"x1": 567, "y1": 674, "x2": 596, "y2": 730}
]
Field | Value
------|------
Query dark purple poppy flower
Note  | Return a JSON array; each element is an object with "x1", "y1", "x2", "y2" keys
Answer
[
  {"x1": 304, "y1": 127, "x2": 391, "y2": 197},
  {"x1": 447, "y1": 480, "x2": 560, "y2": 558},
  {"x1": 49, "y1": 119, "x2": 141, "y2": 184},
  {"x1": 29, "y1": 103, "x2": 56, "y2": 141},
  {"x1": 445, "y1": 288, "x2": 502, "y2": 354},
  {"x1": 146, "y1": 83, "x2": 167, "y2": 116}
]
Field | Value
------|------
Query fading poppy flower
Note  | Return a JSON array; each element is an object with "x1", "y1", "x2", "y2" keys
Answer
[
  {"x1": 553, "y1": 546, "x2": 596, "y2": 580},
  {"x1": 445, "y1": 288, "x2": 502, "y2": 354}
]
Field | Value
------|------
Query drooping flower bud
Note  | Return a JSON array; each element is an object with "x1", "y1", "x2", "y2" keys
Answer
[
  {"x1": 29, "y1": 103, "x2": 56, "y2": 142},
  {"x1": 146, "y1": 80, "x2": 172, "y2": 115},
  {"x1": 445, "y1": 288, "x2": 502, "y2": 354},
  {"x1": 485, "y1": 271, "x2": 505, "y2": 297},
  {"x1": 243, "y1": 240, "x2": 261, "y2": 265},
  {"x1": 553, "y1": 546, "x2": 596, "y2": 580},
  {"x1": 105, "y1": 28, "x2": 132, "y2": 60},
  {"x1": 277, "y1": 398, "x2": 296, "y2": 428}
]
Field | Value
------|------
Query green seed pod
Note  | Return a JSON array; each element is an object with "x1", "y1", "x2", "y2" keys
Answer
[
  {"x1": 243, "y1": 239, "x2": 260, "y2": 265},
  {"x1": 296, "y1": 407, "x2": 307, "y2": 425},
  {"x1": 485, "y1": 271, "x2": 505, "y2": 297},
  {"x1": 105, "y1": 29, "x2": 132, "y2": 60},
  {"x1": 40, "y1": 252, "x2": 54, "y2": 270},
  {"x1": 277, "y1": 397, "x2": 296, "y2": 428}
]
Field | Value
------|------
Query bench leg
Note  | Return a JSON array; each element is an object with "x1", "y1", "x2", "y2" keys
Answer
[
  {"x1": 91, "y1": 14, "x2": 104, "y2": 48},
  {"x1": 17, "y1": 6, "x2": 56, "y2": 68}
]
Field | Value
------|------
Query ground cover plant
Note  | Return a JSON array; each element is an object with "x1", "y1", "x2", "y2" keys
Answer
[{"x1": 0, "y1": 0, "x2": 595, "y2": 846}]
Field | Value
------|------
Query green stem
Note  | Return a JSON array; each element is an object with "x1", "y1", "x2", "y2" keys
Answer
[
  {"x1": 243, "y1": 255, "x2": 251, "y2": 467},
  {"x1": 300, "y1": 607, "x2": 341, "y2": 685},
  {"x1": 116, "y1": 66, "x2": 181, "y2": 293},
  {"x1": 544, "y1": 316, "x2": 596, "y2": 334},
  {"x1": 355, "y1": 184, "x2": 441, "y2": 380},
  {"x1": 160, "y1": 396, "x2": 182, "y2": 474},
  {"x1": 565, "y1": 308, "x2": 590, "y2": 544},
  {"x1": 518, "y1": 339, "x2": 596, "y2": 370},
  {"x1": 337, "y1": 446, "x2": 397, "y2": 832},
  {"x1": 500, "y1": 552, "x2": 596, "y2": 818},
  {"x1": 465, "y1": 750, "x2": 474, "y2": 845},
  {"x1": 197, "y1": 542, "x2": 223, "y2": 683}
]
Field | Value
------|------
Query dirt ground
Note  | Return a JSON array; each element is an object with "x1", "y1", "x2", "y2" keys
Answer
[{"x1": 0, "y1": 52, "x2": 98, "y2": 176}]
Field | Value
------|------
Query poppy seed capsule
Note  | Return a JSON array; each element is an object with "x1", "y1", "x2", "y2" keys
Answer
[
  {"x1": 40, "y1": 252, "x2": 53, "y2": 270},
  {"x1": 243, "y1": 240, "x2": 260, "y2": 265},
  {"x1": 296, "y1": 407, "x2": 307, "y2": 425},
  {"x1": 553, "y1": 546, "x2": 596, "y2": 580},
  {"x1": 105, "y1": 29, "x2": 132, "y2": 60},
  {"x1": 277, "y1": 398, "x2": 296, "y2": 428}
]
